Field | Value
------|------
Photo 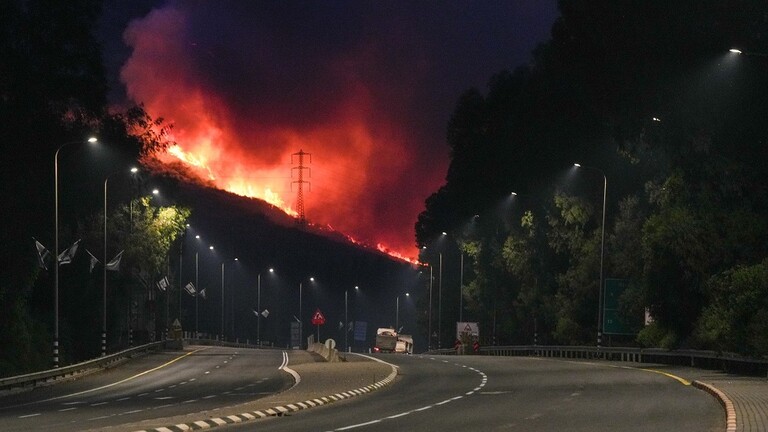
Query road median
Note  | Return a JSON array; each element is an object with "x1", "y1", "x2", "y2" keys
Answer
[{"x1": 121, "y1": 351, "x2": 397, "y2": 432}]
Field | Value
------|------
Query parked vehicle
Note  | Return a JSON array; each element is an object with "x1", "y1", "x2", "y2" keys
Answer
[
  {"x1": 373, "y1": 328, "x2": 413, "y2": 353},
  {"x1": 374, "y1": 327, "x2": 398, "y2": 353}
]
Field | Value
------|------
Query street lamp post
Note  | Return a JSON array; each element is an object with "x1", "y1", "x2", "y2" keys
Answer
[
  {"x1": 256, "y1": 268, "x2": 273, "y2": 345},
  {"x1": 299, "y1": 281, "x2": 302, "y2": 347},
  {"x1": 103, "y1": 175, "x2": 110, "y2": 357},
  {"x1": 218, "y1": 257, "x2": 236, "y2": 342},
  {"x1": 344, "y1": 289, "x2": 348, "y2": 352},
  {"x1": 53, "y1": 137, "x2": 97, "y2": 367},
  {"x1": 257, "y1": 273, "x2": 262, "y2": 345},
  {"x1": 438, "y1": 250, "x2": 443, "y2": 349},
  {"x1": 178, "y1": 225, "x2": 188, "y2": 323},
  {"x1": 428, "y1": 264, "x2": 433, "y2": 349},
  {"x1": 574, "y1": 163, "x2": 607, "y2": 347},
  {"x1": 459, "y1": 251, "x2": 464, "y2": 323},
  {"x1": 102, "y1": 167, "x2": 137, "y2": 356},
  {"x1": 297, "y1": 277, "x2": 314, "y2": 348},
  {"x1": 344, "y1": 286, "x2": 358, "y2": 353},
  {"x1": 220, "y1": 261, "x2": 224, "y2": 341},
  {"x1": 396, "y1": 293, "x2": 410, "y2": 332},
  {"x1": 195, "y1": 250, "x2": 199, "y2": 338}
]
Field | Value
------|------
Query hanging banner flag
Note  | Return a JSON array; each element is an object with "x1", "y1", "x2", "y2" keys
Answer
[
  {"x1": 184, "y1": 282, "x2": 196, "y2": 296},
  {"x1": 200, "y1": 288, "x2": 207, "y2": 299},
  {"x1": 261, "y1": 309, "x2": 269, "y2": 318},
  {"x1": 105, "y1": 250, "x2": 124, "y2": 271},
  {"x1": 58, "y1": 239, "x2": 81, "y2": 265},
  {"x1": 156, "y1": 276, "x2": 169, "y2": 291},
  {"x1": 34, "y1": 238, "x2": 51, "y2": 270},
  {"x1": 86, "y1": 249, "x2": 100, "y2": 273}
]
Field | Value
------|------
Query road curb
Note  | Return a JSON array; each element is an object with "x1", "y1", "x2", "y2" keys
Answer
[
  {"x1": 692, "y1": 380, "x2": 737, "y2": 432},
  {"x1": 132, "y1": 361, "x2": 399, "y2": 432}
]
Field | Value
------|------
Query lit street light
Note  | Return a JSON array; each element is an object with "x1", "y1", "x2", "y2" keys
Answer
[
  {"x1": 396, "y1": 292, "x2": 410, "y2": 332},
  {"x1": 730, "y1": 48, "x2": 768, "y2": 57},
  {"x1": 439, "y1": 232, "x2": 445, "y2": 348},
  {"x1": 102, "y1": 166, "x2": 136, "y2": 357},
  {"x1": 220, "y1": 258, "x2": 238, "y2": 342},
  {"x1": 298, "y1": 277, "x2": 314, "y2": 348},
  {"x1": 257, "y1": 268, "x2": 274, "y2": 345},
  {"x1": 344, "y1": 285, "x2": 359, "y2": 352},
  {"x1": 574, "y1": 163, "x2": 607, "y2": 347},
  {"x1": 194, "y1": 239, "x2": 214, "y2": 338},
  {"x1": 53, "y1": 136, "x2": 97, "y2": 367}
]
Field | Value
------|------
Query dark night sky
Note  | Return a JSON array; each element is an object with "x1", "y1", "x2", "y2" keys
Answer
[{"x1": 98, "y1": 1, "x2": 560, "y2": 259}]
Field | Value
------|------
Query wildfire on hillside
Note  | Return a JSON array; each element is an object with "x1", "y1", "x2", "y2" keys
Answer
[{"x1": 121, "y1": 3, "x2": 445, "y2": 265}]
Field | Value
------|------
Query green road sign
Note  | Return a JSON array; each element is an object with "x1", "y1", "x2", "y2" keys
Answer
[{"x1": 603, "y1": 278, "x2": 635, "y2": 335}]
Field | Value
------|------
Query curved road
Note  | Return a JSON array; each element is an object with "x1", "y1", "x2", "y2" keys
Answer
[
  {"x1": 230, "y1": 354, "x2": 723, "y2": 431},
  {"x1": 0, "y1": 346, "x2": 291, "y2": 432},
  {"x1": 0, "y1": 349, "x2": 724, "y2": 431}
]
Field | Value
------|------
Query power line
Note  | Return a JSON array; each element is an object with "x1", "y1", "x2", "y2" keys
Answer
[{"x1": 291, "y1": 149, "x2": 312, "y2": 225}]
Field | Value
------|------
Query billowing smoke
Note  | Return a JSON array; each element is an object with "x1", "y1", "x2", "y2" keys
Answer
[{"x1": 119, "y1": 1, "x2": 557, "y2": 260}]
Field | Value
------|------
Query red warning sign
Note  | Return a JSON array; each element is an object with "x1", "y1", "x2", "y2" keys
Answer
[{"x1": 311, "y1": 309, "x2": 326, "y2": 325}]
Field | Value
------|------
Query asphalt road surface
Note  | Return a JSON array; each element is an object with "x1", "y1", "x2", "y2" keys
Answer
[
  {"x1": 227, "y1": 354, "x2": 724, "y2": 432},
  {"x1": 0, "y1": 345, "x2": 291, "y2": 432}
]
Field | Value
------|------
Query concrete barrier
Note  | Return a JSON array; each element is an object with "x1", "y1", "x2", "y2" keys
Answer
[{"x1": 307, "y1": 342, "x2": 341, "y2": 362}]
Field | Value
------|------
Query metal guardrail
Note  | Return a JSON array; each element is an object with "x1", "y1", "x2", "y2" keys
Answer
[
  {"x1": 0, "y1": 337, "x2": 289, "y2": 393},
  {"x1": 428, "y1": 345, "x2": 768, "y2": 377},
  {"x1": 0, "y1": 341, "x2": 167, "y2": 392}
]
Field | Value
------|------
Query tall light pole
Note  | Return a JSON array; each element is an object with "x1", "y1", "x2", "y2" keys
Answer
[
  {"x1": 54, "y1": 136, "x2": 97, "y2": 367},
  {"x1": 192, "y1": 237, "x2": 212, "y2": 338},
  {"x1": 218, "y1": 257, "x2": 236, "y2": 342},
  {"x1": 219, "y1": 260, "x2": 226, "y2": 341},
  {"x1": 422, "y1": 246, "x2": 435, "y2": 350},
  {"x1": 438, "y1": 243, "x2": 444, "y2": 349},
  {"x1": 574, "y1": 163, "x2": 607, "y2": 347},
  {"x1": 298, "y1": 281, "x2": 302, "y2": 347},
  {"x1": 195, "y1": 250, "x2": 199, "y2": 338},
  {"x1": 344, "y1": 285, "x2": 358, "y2": 353},
  {"x1": 428, "y1": 264, "x2": 433, "y2": 349},
  {"x1": 257, "y1": 268, "x2": 274, "y2": 345},
  {"x1": 102, "y1": 167, "x2": 135, "y2": 357},
  {"x1": 298, "y1": 277, "x2": 314, "y2": 348},
  {"x1": 344, "y1": 289, "x2": 348, "y2": 352},
  {"x1": 178, "y1": 224, "x2": 189, "y2": 323},
  {"x1": 396, "y1": 293, "x2": 410, "y2": 332},
  {"x1": 459, "y1": 251, "x2": 464, "y2": 323}
]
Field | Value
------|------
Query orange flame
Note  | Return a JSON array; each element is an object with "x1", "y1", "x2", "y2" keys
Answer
[{"x1": 121, "y1": 5, "x2": 434, "y2": 265}]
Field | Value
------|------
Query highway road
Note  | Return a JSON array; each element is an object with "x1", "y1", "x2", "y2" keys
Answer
[
  {"x1": 0, "y1": 345, "x2": 291, "y2": 432},
  {"x1": 229, "y1": 354, "x2": 724, "y2": 432},
  {"x1": 0, "y1": 348, "x2": 724, "y2": 431}
]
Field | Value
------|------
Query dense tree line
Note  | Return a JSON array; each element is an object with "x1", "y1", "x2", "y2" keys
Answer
[
  {"x1": 0, "y1": 0, "x2": 186, "y2": 375},
  {"x1": 416, "y1": 0, "x2": 768, "y2": 355}
]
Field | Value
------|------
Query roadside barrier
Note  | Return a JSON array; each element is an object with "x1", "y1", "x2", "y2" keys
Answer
[
  {"x1": 427, "y1": 345, "x2": 768, "y2": 377},
  {"x1": 0, "y1": 341, "x2": 166, "y2": 392}
]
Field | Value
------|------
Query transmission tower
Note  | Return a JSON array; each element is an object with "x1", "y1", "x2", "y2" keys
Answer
[{"x1": 291, "y1": 149, "x2": 312, "y2": 225}]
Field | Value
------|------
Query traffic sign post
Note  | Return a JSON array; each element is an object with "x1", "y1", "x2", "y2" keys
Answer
[
  {"x1": 311, "y1": 309, "x2": 326, "y2": 343},
  {"x1": 311, "y1": 309, "x2": 325, "y2": 325},
  {"x1": 603, "y1": 279, "x2": 637, "y2": 335}
]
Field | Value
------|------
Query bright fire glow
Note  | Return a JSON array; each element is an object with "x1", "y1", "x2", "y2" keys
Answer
[{"x1": 120, "y1": 4, "x2": 447, "y2": 264}]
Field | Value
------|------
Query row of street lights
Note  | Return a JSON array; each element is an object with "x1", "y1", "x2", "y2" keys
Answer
[
  {"x1": 102, "y1": 166, "x2": 139, "y2": 357},
  {"x1": 54, "y1": 137, "x2": 163, "y2": 365},
  {"x1": 53, "y1": 137, "x2": 98, "y2": 367},
  {"x1": 422, "y1": 163, "x2": 607, "y2": 350}
]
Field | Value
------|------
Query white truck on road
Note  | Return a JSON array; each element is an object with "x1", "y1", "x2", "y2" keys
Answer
[{"x1": 374, "y1": 328, "x2": 413, "y2": 354}]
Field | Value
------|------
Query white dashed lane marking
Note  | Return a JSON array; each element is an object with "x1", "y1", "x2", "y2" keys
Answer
[{"x1": 327, "y1": 357, "x2": 487, "y2": 431}]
